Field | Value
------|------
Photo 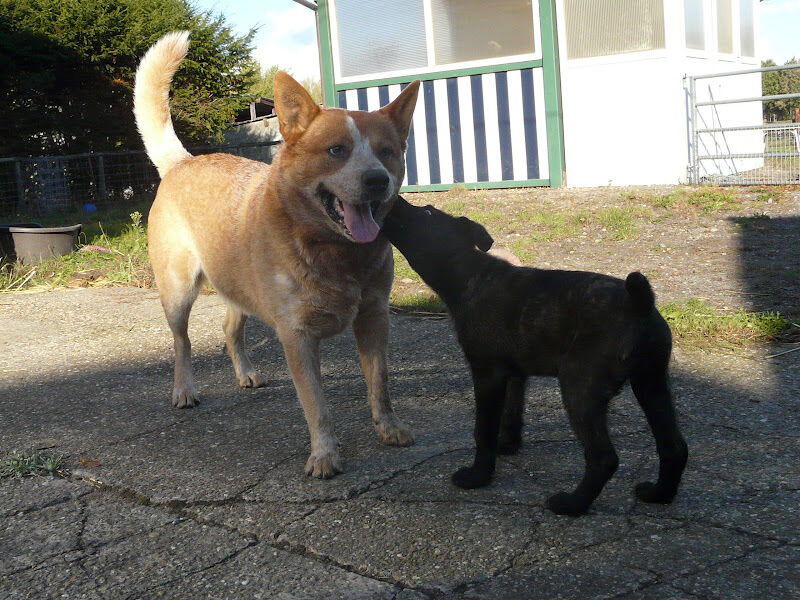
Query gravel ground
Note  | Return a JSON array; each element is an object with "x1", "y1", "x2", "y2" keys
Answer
[{"x1": 0, "y1": 186, "x2": 798, "y2": 599}]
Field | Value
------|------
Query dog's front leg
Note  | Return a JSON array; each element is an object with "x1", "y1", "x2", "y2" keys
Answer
[
  {"x1": 452, "y1": 365, "x2": 507, "y2": 489},
  {"x1": 353, "y1": 301, "x2": 414, "y2": 447},
  {"x1": 278, "y1": 329, "x2": 341, "y2": 478}
]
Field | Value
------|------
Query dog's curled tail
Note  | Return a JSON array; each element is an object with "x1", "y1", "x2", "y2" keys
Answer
[
  {"x1": 133, "y1": 31, "x2": 192, "y2": 178},
  {"x1": 625, "y1": 271, "x2": 655, "y2": 315}
]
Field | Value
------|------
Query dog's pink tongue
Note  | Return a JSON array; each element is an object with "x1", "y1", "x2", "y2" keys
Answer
[{"x1": 342, "y1": 202, "x2": 380, "y2": 243}]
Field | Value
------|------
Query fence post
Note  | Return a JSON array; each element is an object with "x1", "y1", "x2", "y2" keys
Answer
[
  {"x1": 14, "y1": 160, "x2": 25, "y2": 213},
  {"x1": 690, "y1": 75, "x2": 698, "y2": 184},
  {"x1": 97, "y1": 154, "x2": 107, "y2": 203}
]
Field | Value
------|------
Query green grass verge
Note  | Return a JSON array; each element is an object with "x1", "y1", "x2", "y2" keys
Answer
[
  {"x1": 625, "y1": 186, "x2": 742, "y2": 214},
  {"x1": 660, "y1": 299, "x2": 792, "y2": 346},
  {"x1": 389, "y1": 292, "x2": 446, "y2": 313},
  {"x1": 1, "y1": 450, "x2": 69, "y2": 478}
]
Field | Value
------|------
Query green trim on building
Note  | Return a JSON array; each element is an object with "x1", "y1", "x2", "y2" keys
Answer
[
  {"x1": 316, "y1": 0, "x2": 565, "y2": 189},
  {"x1": 401, "y1": 179, "x2": 550, "y2": 194},
  {"x1": 334, "y1": 59, "x2": 544, "y2": 91},
  {"x1": 316, "y1": 0, "x2": 337, "y2": 106},
  {"x1": 538, "y1": 0, "x2": 566, "y2": 187}
]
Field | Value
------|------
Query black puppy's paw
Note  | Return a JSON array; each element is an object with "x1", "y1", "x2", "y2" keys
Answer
[
  {"x1": 451, "y1": 466, "x2": 492, "y2": 489},
  {"x1": 497, "y1": 434, "x2": 522, "y2": 455},
  {"x1": 635, "y1": 481, "x2": 677, "y2": 504},
  {"x1": 546, "y1": 491, "x2": 591, "y2": 516}
]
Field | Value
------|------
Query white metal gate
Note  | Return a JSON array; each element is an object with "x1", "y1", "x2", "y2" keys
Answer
[{"x1": 688, "y1": 64, "x2": 800, "y2": 185}]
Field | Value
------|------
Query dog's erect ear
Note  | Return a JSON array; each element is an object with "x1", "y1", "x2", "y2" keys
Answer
[
  {"x1": 378, "y1": 81, "x2": 420, "y2": 146},
  {"x1": 274, "y1": 71, "x2": 321, "y2": 144},
  {"x1": 458, "y1": 217, "x2": 494, "y2": 251}
]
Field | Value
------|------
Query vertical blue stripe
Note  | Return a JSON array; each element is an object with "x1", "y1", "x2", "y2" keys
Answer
[
  {"x1": 338, "y1": 91, "x2": 347, "y2": 109},
  {"x1": 494, "y1": 72, "x2": 514, "y2": 181},
  {"x1": 422, "y1": 80, "x2": 441, "y2": 185},
  {"x1": 446, "y1": 78, "x2": 464, "y2": 183},
  {"x1": 401, "y1": 83, "x2": 418, "y2": 185},
  {"x1": 520, "y1": 69, "x2": 540, "y2": 180},
  {"x1": 470, "y1": 75, "x2": 489, "y2": 182},
  {"x1": 378, "y1": 86, "x2": 390, "y2": 108},
  {"x1": 356, "y1": 88, "x2": 368, "y2": 111}
]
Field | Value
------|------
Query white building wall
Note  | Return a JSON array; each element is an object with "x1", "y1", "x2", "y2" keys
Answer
[{"x1": 556, "y1": 0, "x2": 761, "y2": 187}]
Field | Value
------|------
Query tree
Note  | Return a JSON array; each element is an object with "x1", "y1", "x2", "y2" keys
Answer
[
  {"x1": 762, "y1": 58, "x2": 800, "y2": 122},
  {"x1": 0, "y1": 0, "x2": 259, "y2": 156},
  {"x1": 250, "y1": 64, "x2": 323, "y2": 104}
]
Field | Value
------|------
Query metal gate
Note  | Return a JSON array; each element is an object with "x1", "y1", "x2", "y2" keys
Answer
[{"x1": 688, "y1": 63, "x2": 800, "y2": 185}]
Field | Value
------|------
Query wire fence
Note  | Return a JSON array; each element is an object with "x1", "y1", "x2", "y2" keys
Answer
[{"x1": 0, "y1": 141, "x2": 280, "y2": 218}]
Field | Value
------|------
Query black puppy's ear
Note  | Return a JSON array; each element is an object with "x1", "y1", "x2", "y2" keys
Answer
[{"x1": 457, "y1": 217, "x2": 494, "y2": 251}]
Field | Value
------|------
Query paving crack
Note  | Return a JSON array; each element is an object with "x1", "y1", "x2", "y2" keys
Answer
[{"x1": 121, "y1": 536, "x2": 258, "y2": 600}]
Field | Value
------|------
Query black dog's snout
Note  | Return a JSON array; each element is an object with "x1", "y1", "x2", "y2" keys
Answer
[{"x1": 362, "y1": 169, "x2": 390, "y2": 193}]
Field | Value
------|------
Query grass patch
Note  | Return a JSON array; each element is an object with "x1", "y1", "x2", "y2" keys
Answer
[
  {"x1": 392, "y1": 248, "x2": 421, "y2": 283},
  {"x1": 597, "y1": 207, "x2": 638, "y2": 240},
  {"x1": 389, "y1": 291, "x2": 445, "y2": 313},
  {"x1": 510, "y1": 238, "x2": 537, "y2": 264},
  {"x1": 732, "y1": 213, "x2": 771, "y2": 229},
  {"x1": 752, "y1": 186, "x2": 786, "y2": 203},
  {"x1": 643, "y1": 186, "x2": 740, "y2": 214},
  {"x1": 660, "y1": 299, "x2": 791, "y2": 346},
  {"x1": 1, "y1": 206, "x2": 153, "y2": 292},
  {"x1": 522, "y1": 208, "x2": 584, "y2": 242},
  {"x1": 1, "y1": 449, "x2": 69, "y2": 478}
]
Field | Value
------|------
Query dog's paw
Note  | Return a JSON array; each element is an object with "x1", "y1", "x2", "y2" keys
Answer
[
  {"x1": 634, "y1": 481, "x2": 677, "y2": 504},
  {"x1": 497, "y1": 433, "x2": 522, "y2": 455},
  {"x1": 545, "y1": 491, "x2": 591, "y2": 516},
  {"x1": 451, "y1": 466, "x2": 492, "y2": 489},
  {"x1": 375, "y1": 418, "x2": 415, "y2": 447},
  {"x1": 172, "y1": 386, "x2": 199, "y2": 409},
  {"x1": 304, "y1": 452, "x2": 342, "y2": 479},
  {"x1": 237, "y1": 370, "x2": 266, "y2": 388}
]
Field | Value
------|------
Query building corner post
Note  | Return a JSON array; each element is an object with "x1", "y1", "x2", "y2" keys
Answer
[{"x1": 539, "y1": 0, "x2": 566, "y2": 187}]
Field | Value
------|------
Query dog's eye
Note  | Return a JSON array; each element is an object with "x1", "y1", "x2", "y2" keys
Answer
[
  {"x1": 424, "y1": 209, "x2": 432, "y2": 216},
  {"x1": 327, "y1": 144, "x2": 348, "y2": 158},
  {"x1": 378, "y1": 147, "x2": 394, "y2": 160}
]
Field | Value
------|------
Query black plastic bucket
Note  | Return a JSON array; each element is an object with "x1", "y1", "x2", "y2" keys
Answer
[
  {"x1": 0, "y1": 223, "x2": 43, "y2": 262},
  {"x1": 8, "y1": 224, "x2": 82, "y2": 265}
]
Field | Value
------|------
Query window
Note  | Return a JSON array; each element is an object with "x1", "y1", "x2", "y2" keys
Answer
[
  {"x1": 716, "y1": 0, "x2": 733, "y2": 54},
  {"x1": 431, "y1": 0, "x2": 535, "y2": 65},
  {"x1": 564, "y1": 0, "x2": 665, "y2": 59},
  {"x1": 334, "y1": 0, "x2": 428, "y2": 78},
  {"x1": 739, "y1": 0, "x2": 755, "y2": 57},
  {"x1": 684, "y1": 0, "x2": 705, "y2": 50},
  {"x1": 331, "y1": 0, "x2": 539, "y2": 81}
]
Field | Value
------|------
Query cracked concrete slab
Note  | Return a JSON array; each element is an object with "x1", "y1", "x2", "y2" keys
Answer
[
  {"x1": 1, "y1": 287, "x2": 798, "y2": 598},
  {"x1": 277, "y1": 498, "x2": 541, "y2": 589}
]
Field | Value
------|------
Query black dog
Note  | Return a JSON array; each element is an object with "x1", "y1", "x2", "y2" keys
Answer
[{"x1": 382, "y1": 197, "x2": 688, "y2": 516}]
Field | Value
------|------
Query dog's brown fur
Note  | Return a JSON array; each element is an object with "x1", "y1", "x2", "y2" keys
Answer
[{"x1": 135, "y1": 32, "x2": 420, "y2": 478}]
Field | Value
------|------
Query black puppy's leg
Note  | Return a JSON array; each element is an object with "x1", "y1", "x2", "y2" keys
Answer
[
  {"x1": 452, "y1": 367, "x2": 506, "y2": 489},
  {"x1": 498, "y1": 376, "x2": 526, "y2": 455},
  {"x1": 630, "y1": 365, "x2": 688, "y2": 504},
  {"x1": 547, "y1": 376, "x2": 618, "y2": 516}
]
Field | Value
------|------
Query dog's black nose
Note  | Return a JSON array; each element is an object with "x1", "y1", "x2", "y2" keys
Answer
[{"x1": 362, "y1": 169, "x2": 390, "y2": 193}]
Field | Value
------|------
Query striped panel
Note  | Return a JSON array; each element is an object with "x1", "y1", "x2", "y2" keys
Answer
[{"x1": 336, "y1": 68, "x2": 546, "y2": 186}]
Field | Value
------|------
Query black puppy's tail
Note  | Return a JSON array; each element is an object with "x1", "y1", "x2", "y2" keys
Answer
[{"x1": 625, "y1": 271, "x2": 655, "y2": 315}]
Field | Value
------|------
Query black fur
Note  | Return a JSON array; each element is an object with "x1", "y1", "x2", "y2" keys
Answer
[{"x1": 382, "y1": 197, "x2": 688, "y2": 516}]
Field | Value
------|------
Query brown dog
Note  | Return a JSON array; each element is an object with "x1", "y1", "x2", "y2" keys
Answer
[{"x1": 134, "y1": 32, "x2": 419, "y2": 478}]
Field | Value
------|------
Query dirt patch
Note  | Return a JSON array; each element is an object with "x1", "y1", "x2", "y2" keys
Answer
[{"x1": 400, "y1": 185, "x2": 800, "y2": 320}]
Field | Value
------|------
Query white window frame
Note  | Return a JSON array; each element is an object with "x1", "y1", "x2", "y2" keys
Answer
[
  {"x1": 736, "y1": 0, "x2": 758, "y2": 63},
  {"x1": 712, "y1": 0, "x2": 737, "y2": 60},
  {"x1": 556, "y1": 0, "x2": 669, "y2": 66},
  {"x1": 684, "y1": 0, "x2": 712, "y2": 59},
  {"x1": 328, "y1": 0, "x2": 542, "y2": 85}
]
